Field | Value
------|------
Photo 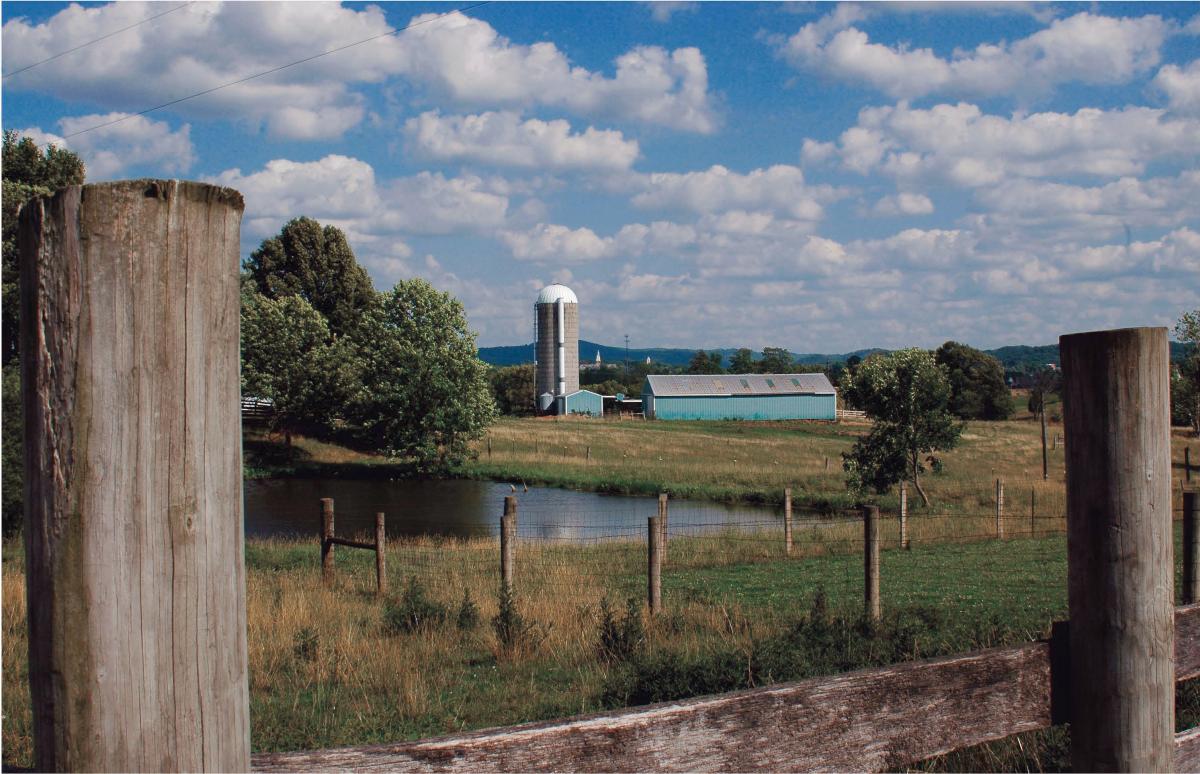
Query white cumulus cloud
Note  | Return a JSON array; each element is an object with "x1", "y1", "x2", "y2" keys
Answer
[
  {"x1": 16, "y1": 114, "x2": 194, "y2": 179},
  {"x1": 1154, "y1": 60, "x2": 1200, "y2": 114},
  {"x1": 631, "y1": 164, "x2": 848, "y2": 220},
  {"x1": 404, "y1": 111, "x2": 639, "y2": 171},
  {"x1": 3, "y1": 4, "x2": 718, "y2": 138},
  {"x1": 775, "y1": 10, "x2": 1172, "y2": 100}
]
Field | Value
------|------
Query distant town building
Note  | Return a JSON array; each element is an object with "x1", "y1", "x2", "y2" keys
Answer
[{"x1": 642, "y1": 373, "x2": 837, "y2": 421}]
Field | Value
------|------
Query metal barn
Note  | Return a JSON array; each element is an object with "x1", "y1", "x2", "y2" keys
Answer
[
  {"x1": 559, "y1": 389, "x2": 603, "y2": 417},
  {"x1": 641, "y1": 373, "x2": 837, "y2": 421}
]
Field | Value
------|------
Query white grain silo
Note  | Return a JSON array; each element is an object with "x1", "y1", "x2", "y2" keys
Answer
[{"x1": 534, "y1": 284, "x2": 579, "y2": 414}]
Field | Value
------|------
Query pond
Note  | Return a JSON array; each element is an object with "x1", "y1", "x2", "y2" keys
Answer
[{"x1": 243, "y1": 478, "x2": 799, "y2": 543}]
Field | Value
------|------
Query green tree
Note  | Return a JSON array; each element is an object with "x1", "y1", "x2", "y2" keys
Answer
[
  {"x1": 240, "y1": 290, "x2": 360, "y2": 446},
  {"x1": 2, "y1": 133, "x2": 86, "y2": 534},
  {"x1": 490, "y1": 364, "x2": 536, "y2": 416},
  {"x1": 3, "y1": 131, "x2": 87, "y2": 365},
  {"x1": 934, "y1": 341, "x2": 1014, "y2": 420},
  {"x1": 840, "y1": 349, "x2": 963, "y2": 507},
  {"x1": 351, "y1": 279, "x2": 495, "y2": 468},
  {"x1": 245, "y1": 216, "x2": 375, "y2": 337},
  {"x1": 758, "y1": 347, "x2": 794, "y2": 373},
  {"x1": 687, "y1": 350, "x2": 724, "y2": 374},
  {"x1": 729, "y1": 348, "x2": 755, "y2": 374},
  {"x1": 1174, "y1": 309, "x2": 1200, "y2": 434}
]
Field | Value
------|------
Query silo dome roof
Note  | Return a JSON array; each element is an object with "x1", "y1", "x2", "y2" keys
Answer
[{"x1": 536, "y1": 284, "x2": 578, "y2": 304}]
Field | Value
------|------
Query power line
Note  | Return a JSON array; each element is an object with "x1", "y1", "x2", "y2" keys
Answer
[
  {"x1": 3, "y1": 2, "x2": 194, "y2": 80},
  {"x1": 60, "y1": 1, "x2": 491, "y2": 141}
]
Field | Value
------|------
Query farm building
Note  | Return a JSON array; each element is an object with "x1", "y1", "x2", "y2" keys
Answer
[
  {"x1": 641, "y1": 373, "x2": 837, "y2": 421},
  {"x1": 557, "y1": 389, "x2": 603, "y2": 417}
]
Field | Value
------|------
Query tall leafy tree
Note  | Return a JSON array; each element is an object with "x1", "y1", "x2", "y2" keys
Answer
[
  {"x1": 729, "y1": 348, "x2": 755, "y2": 374},
  {"x1": 2, "y1": 133, "x2": 86, "y2": 534},
  {"x1": 840, "y1": 349, "x2": 963, "y2": 507},
  {"x1": 934, "y1": 341, "x2": 1014, "y2": 420},
  {"x1": 245, "y1": 216, "x2": 375, "y2": 337},
  {"x1": 758, "y1": 347, "x2": 795, "y2": 373},
  {"x1": 687, "y1": 350, "x2": 725, "y2": 374},
  {"x1": 1174, "y1": 309, "x2": 1200, "y2": 434},
  {"x1": 489, "y1": 364, "x2": 536, "y2": 416},
  {"x1": 240, "y1": 290, "x2": 360, "y2": 446},
  {"x1": 351, "y1": 279, "x2": 495, "y2": 468}
]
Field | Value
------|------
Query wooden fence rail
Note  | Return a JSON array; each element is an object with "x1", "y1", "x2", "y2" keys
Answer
[
  {"x1": 252, "y1": 605, "x2": 1200, "y2": 773},
  {"x1": 319, "y1": 498, "x2": 387, "y2": 595}
]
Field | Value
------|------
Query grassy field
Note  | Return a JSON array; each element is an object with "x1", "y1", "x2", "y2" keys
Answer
[
  {"x1": 3, "y1": 518, "x2": 1194, "y2": 770},
  {"x1": 462, "y1": 409, "x2": 1199, "y2": 515}
]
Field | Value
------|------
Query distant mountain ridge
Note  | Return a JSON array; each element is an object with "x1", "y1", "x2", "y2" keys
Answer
[{"x1": 477, "y1": 340, "x2": 1190, "y2": 369}]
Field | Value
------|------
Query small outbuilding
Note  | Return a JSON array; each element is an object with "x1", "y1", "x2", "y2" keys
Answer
[
  {"x1": 558, "y1": 389, "x2": 603, "y2": 417},
  {"x1": 641, "y1": 373, "x2": 837, "y2": 421}
]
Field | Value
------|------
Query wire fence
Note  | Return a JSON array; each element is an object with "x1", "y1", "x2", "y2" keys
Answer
[{"x1": 288, "y1": 482, "x2": 1196, "y2": 631}]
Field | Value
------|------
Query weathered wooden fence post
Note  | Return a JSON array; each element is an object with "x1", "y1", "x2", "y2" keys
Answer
[
  {"x1": 20, "y1": 180, "x2": 249, "y2": 771},
  {"x1": 899, "y1": 481, "x2": 909, "y2": 550},
  {"x1": 784, "y1": 487, "x2": 793, "y2": 556},
  {"x1": 658, "y1": 492, "x2": 669, "y2": 563},
  {"x1": 321, "y1": 498, "x2": 335, "y2": 586},
  {"x1": 487, "y1": 436, "x2": 492, "y2": 458},
  {"x1": 501, "y1": 496, "x2": 517, "y2": 591},
  {"x1": 648, "y1": 515, "x2": 663, "y2": 615},
  {"x1": 586, "y1": 445, "x2": 591, "y2": 462},
  {"x1": 1030, "y1": 488, "x2": 1036, "y2": 537},
  {"x1": 994, "y1": 479, "x2": 1005, "y2": 539},
  {"x1": 1185, "y1": 489, "x2": 1198, "y2": 605},
  {"x1": 1061, "y1": 327, "x2": 1173, "y2": 771},
  {"x1": 863, "y1": 505, "x2": 880, "y2": 622},
  {"x1": 375, "y1": 512, "x2": 387, "y2": 596}
]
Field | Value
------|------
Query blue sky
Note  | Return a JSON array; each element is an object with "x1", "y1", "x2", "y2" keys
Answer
[{"x1": 3, "y1": 1, "x2": 1198, "y2": 350}]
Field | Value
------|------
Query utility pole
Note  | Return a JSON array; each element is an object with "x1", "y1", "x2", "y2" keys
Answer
[{"x1": 624, "y1": 334, "x2": 630, "y2": 383}]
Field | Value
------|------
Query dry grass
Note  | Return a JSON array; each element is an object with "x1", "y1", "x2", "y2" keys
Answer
[{"x1": 467, "y1": 415, "x2": 1198, "y2": 516}]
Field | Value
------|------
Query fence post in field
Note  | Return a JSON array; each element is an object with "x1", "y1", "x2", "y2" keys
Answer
[
  {"x1": 375, "y1": 513, "x2": 387, "y2": 596},
  {"x1": 648, "y1": 515, "x2": 663, "y2": 615},
  {"x1": 1041, "y1": 407, "x2": 1049, "y2": 481},
  {"x1": 586, "y1": 445, "x2": 591, "y2": 462},
  {"x1": 487, "y1": 436, "x2": 492, "y2": 458},
  {"x1": 1061, "y1": 326, "x2": 1173, "y2": 771},
  {"x1": 19, "y1": 180, "x2": 249, "y2": 771},
  {"x1": 658, "y1": 492, "x2": 669, "y2": 563},
  {"x1": 1185, "y1": 489, "x2": 1198, "y2": 605},
  {"x1": 824, "y1": 456, "x2": 830, "y2": 471},
  {"x1": 321, "y1": 498, "x2": 335, "y2": 586},
  {"x1": 994, "y1": 479, "x2": 1005, "y2": 539},
  {"x1": 784, "y1": 487, "x2": 793, "y2": 556},
  {"x1": 863, "y1": 505, "x2": 880, "y2": 622},
  {"x1": 1030, "y1": 488, "x2": 1036, "y2": 537},
  {"x1": 899, "y1": 481, "x2": 909, "y2": 550},
  {"x1": 501, "y1": 496, "x2": 517, "y2": 592}
]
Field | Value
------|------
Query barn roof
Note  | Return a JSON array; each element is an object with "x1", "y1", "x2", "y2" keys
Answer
[{"x1": 644, "y1": 373, "x2": 836, "y2": 397}]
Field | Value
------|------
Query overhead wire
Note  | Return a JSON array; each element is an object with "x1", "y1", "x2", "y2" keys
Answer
[
  {"x1": 3, "y1": 2, "x2": 194, "y2": 80},
  {"x1": 52, "y1": 1, "x2": 491, "y2": 140}
]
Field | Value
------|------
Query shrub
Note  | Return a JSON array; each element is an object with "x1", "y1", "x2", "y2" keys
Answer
[
  {"x1": 383, "y1": 577, "x2": 448, "y2": 634},
  {"x1": 492, "y1": 585, "x2": 543, "y2": 656},
  {"x1": 456, "y1": 589, "x2": 480, "y2": 632},
  {"x1": 597, "y1": 597, "x2": 645, "y2": 663}
]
